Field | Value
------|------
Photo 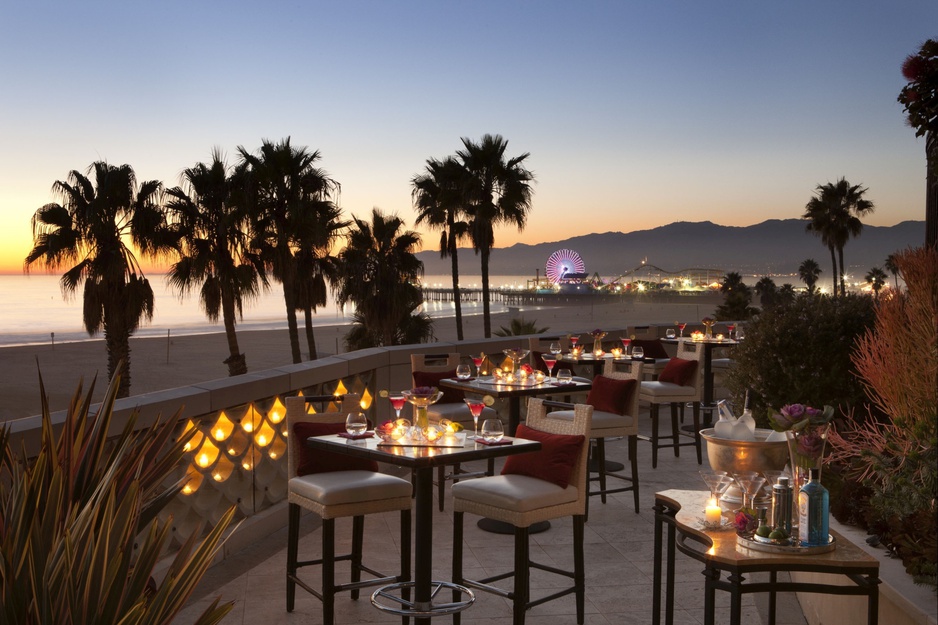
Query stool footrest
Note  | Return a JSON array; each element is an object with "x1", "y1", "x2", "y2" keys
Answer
[{"x1": 371, "y1": 580, "x2": 474, "y2": 617}]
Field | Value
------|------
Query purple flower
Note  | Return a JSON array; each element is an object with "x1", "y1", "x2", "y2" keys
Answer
[
  {"x1": 410, "y1": 386, "x2": 436, "y2": 396},
  {"x1": 734, "y1": 510, "x2": 755, "y2": 533},
  {"x1": 774, "y1": 403, "x2": 808, "y2": 430},
  {"x1": 796, "y1": 429, "x2": 826, "y2": 459}
]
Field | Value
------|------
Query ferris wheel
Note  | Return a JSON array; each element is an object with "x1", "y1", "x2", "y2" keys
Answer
[{"x1": 545, "y1": 249, "x2": 586, "y2": 283}]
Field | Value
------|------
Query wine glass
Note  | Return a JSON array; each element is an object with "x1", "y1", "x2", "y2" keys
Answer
[
  {"x1": 556, "y1": 369, "x2": 573, "y2": 385},
  {"x1": 735, "y1": 326, "x2": 746, "y2": 341},
  {"x1": 549, "y1": 341, "x2": 562, "y2": 356},
  {"x1": 620, "y1": 337, "x2": 631, "y2": 355},
  {"x1": 541, "y1": 353, "x2": 557, "y2": 381},
  {"x1": 389, "y1": 394, "x2": 406, "y2": 421},
  {"x1": 456, "y1": 364, "x2": 472, "y2": 380},
  {"x1": 480, "y1": 418, "x2": 504, "y2": 443},
  {"x1": 464, "y1": 398, "x2": 485, "y2": 439},
  {"x1": 631, "y1": 346, "x2": 644, "y2": 360},
  {"x1": 665, "y1": 328, "x2": 676, "y2": 339},
  {"x1": 471, "y1": 353, "x2": 485, "y2": 377},
  {"x1": 678, "y1": 322, "x2": 687, "y2": 337},
  {"x1": 345, "y1": 411, "x2": 368, "y2": 436}
]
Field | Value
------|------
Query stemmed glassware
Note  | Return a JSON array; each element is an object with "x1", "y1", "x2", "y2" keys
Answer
[
  {"x1": 569, "y1": 335, "x2": 580, "y2": 350},
  {"x1": 620, "y1": 337, "x2": 631, "y2": 355},
  {"x1": 389, "y1": 394, "x2": 406, "y2": 421},
  {"x1": 733, "y1": 471, "x2": 767, "y2": 512},
  {"x1": 727, "y1": 323, "x2": 736, "y2": 340},
  {"x1": 700, "y1": 470, "x2": 733, "y2": 503},
  {"x1": 678, "y1": 322, "x2": 687, "y2": 337},
  {"x1": 502, "y1": 348, "x2": 530, "y2": 374},
  {"x1": 471, "y1": 354, "x2": 485, "y2": 378},
  {"x1": 541, "y1": 353, "x2": 557, "y2": 381},
  {"x1": 464, "y1": 398, "x2": 485, "y2": 439}
]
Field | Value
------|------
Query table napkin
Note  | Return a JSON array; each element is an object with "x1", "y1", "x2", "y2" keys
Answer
[
  {"x1": 475, "y1": 438, "x2": 512, "y2": 446},
  {"x1": 338, "y1": 432, "x2": 375, "y2": 440}
]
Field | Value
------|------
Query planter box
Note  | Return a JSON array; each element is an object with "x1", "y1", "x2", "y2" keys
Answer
[{"x1": 794, "y1": 517, "x2": 937, "y2": 625}]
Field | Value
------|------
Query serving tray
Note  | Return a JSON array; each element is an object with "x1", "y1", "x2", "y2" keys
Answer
[{"x1": 738, "y1": 533, "x2": 836, "y2": 555}]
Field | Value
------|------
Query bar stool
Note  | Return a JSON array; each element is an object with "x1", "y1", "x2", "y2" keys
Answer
[
  {"x1": 451, "y1": 398, "x2": 592, "y2": 625},
  {"x1": 285, "y1": 395, "x2": 412, "y2": 625}
]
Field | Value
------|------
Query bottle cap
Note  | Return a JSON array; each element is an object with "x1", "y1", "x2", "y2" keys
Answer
[{"x1": 776, "y1": 476, "x2": 789, "y2": 487}]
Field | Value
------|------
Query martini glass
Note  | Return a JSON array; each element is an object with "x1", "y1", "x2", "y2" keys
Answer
[
  {"x1": 389, "y1": 393, "x2": 406, "y2": 421},
  {"x1": 569, "y1": 335, "x2": 580, "y2": 350},
  {"x1": 464, "y1": 398, "x2": 485, "y2": 439},
  {"x1": 471, "y1": 354, "x2": 485, "y2": 378},
  {"x1": 734, "y1": 471, "x2": 766, "y2": 512},
  {"x1": 541, "y1": 353, "x2": 557, "y2": 381},
  {"x1": 727, "y1": 323, "x2": 736, "y2": 340},
  {"x1": 699, "y1": 470, "x2": 733, "y2": 503},
  {"x1": 678, "y1": 322, "x2": 687, "y2": 337},
  {"x1": 620, "y1": 337, "x2": 631, "y2": 355}
]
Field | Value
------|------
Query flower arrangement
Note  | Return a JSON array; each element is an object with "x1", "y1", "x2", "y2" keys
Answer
[
  {"x1": 519, "y1": 363, "x2": 534, "y2": 376},
  {"x1": 589, "y1": 328, "x2": 606, "y2": 339},
  {"x1": 772, "y1": 403, "x2": 835, "y2": 490}
]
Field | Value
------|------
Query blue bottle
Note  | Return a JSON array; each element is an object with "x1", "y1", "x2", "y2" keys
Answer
[{"x1": 798, "y1": 468, "x2": 829, "y2": 546}]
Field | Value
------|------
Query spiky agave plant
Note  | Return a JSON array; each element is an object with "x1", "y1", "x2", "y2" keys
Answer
[{"x1": 0, "y1": 367, "x2": 237, "y2": 624}]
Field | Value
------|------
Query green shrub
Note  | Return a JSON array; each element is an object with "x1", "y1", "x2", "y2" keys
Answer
[{"x1": 726, "y1": 292, "x2": 876, "y2": 427}]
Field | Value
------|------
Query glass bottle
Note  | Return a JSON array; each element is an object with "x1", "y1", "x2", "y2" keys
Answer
[{"x1": 798, "y1": 468, "x2": 829, "y2": 546}]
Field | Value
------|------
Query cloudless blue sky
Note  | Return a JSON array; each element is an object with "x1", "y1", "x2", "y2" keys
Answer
[{"x1": 1, "y1": 1, "x2": 934, "y2": 272}]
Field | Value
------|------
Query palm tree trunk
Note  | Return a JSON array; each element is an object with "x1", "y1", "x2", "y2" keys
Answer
[
  {"x1": 103, "y1": 316, "x2": 132, "y2": 399},
  {"x1": 838, "y1": 247, "x2": 847, "y2": 296},
  {"x1": 221, "y1": 293, "x2": 247, "y2": 376},
  {"x1": 304, "y1": 306, "x2": 318, "y2": 359},
  {"x1": 450, "y1": 239, "x2": 464, "y2": 341},
  {"x1": 480, "y1": 246, "x2": 492, "y2": 338},
  {"x1": 280, "y1": 257, "x2": 302, "y2": 363},
  {"x1": 829, "y1": 246, "x2": 839, "y2": 297}
]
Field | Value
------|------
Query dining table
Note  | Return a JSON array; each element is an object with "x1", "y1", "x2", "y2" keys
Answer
[
  {"x1": 439, "y1": 375, "x2": 592, "y2": 436},
  {"x1": 653, "y1": 489, "x2": 880, "y2": 625},
  {"x1": 304, "y1": 432, "x2": 541, "y2": 624}
]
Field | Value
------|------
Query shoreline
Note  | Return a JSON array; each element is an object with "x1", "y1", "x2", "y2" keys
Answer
[{"x1": 0, "y1": 297, "x2": 719, "y2": 422}]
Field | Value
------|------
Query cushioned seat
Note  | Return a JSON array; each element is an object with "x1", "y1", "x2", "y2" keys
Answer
[
  {"x1": 544, "y1": 359, "x2": 642, "y2": 514},
  {"x1": 452, "y1": 398, "x2": 592, "y2": 625},
  {"x1": 285, "y1": 395, "x2": 412, "y2": 625},
  {"x1": 411, "y1": 352, "x2": 496, "y2": 510},
  {"x1": 638, "y1": 340, "x2": 704, "y2": 468}
]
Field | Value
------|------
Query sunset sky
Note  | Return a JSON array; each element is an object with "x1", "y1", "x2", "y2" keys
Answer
[{"x1": 1, "y1": 1, "x2": 934, "y2": 275}]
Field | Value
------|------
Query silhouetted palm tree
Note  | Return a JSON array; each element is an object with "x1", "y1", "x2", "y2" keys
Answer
[
  {"x1": 884, "y1": 253, "x2": 900, "y2": 290},
  {"x1": 164, "y1": 151, "x2": 265, "y2": 376},
  {"x1": 754, "y1": 276, "x2": 778, "y2": 309},
  {"x1": 798, "y1": 259, "x2": 822, "y2": 294},
  {"x1": 803, "y1": 178, "x2": 874, "y2": 297},
  {"x1": 238, "y1": 137, "x2": 341, "y2": 363},
  {"x1": 457, "y1": 134, "x2": 535, "y2": 338},
  {"x1": 412, "y1": 156, "x2": 470, "y2": 340},
  {"x1": 493, "y1": 317, "x2": 549, "y2": 337},
  {"x1": 715, "y1": 272, "x2": 754, "y2": 320},
  {"x1": 865, "y1": 267, "x2": 888, "y2": 298},
  {"x1": 24, "y1": 162, "x2": 172, "y2": 397},
  {"x1": 335, "y1": 209, "x2": 433, "y2": 349}
]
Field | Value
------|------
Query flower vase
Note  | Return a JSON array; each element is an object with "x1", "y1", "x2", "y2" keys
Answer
[
  {"x1": 704, "y1": 324, "x2": 713, "y2": 339},
  {"x1": 414, "y1": 405, "x2": 429, "y2": 430},
  {"x1": 402, "y1": 389, "x2": 443, "y2": 433},
  {"x1": 593, "y1": 338, "x2": 603, "y2": 355},
  {"x1": 785, "y1": 424, "x2": 830, "y2": 501}
]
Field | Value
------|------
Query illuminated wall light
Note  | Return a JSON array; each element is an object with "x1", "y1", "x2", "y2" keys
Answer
[
  {"x1": 268, "y1": 437, "x2": 287, "y2": 459},
  {"x1": 211, "y1": 456, "x2": 235, "y2": 482},
  {"x1": 334, "y1": 380, "x2": 349, "y2": 397},
  {"x1": 240, "y1": 405, "x2": 261, "y2": 433},
  {"x1": 181, "y1": 420, "x2": 200, "y2": 451},
  {"x1": 182, "y1": 467, "x2": 204, "y2": 494},
  {"x1": 254, "y1": 422, "x2": 276, "y2": 448},
  {"x1": 267, "y1": 397, "x2": 286, "y2": 424},
  {"x1": 360, "y1": 388, "x2": 373, "y2": 410},
  {"x1": 212, "y1": 411, "x2": 234, "y2": 441},
  {"x1": 194, "y1": 439, "x2": 220, "y2": 468}
]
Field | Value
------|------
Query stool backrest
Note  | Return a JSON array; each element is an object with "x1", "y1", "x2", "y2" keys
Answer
[
  {"x1": 526, "y1": 398, "x2": 593, "y2": 515},
  {"x1": 602, "y1": 358, "x2": 643, "y2": 423},
  {"x1": 285, "y1": 394, "x2": 362, "y2": 479},
  {"x1": 410, "y1": 353, "x2": 460, "y2": 382},
  {"x1": 676, "y1": 340, "x2": 705, "y2": 400}
]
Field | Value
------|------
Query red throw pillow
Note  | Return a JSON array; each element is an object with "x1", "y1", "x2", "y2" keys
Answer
[
  {"x1": 293, "y1": 421, "x2": 379, "y2": 476},
  {"x1": 412, "y1": 369, "x2": 464, "y2": 403},
  {"x1": 586, "y1": 375, "x2": 636, "y2": 415},
  {"x1": 501, "y1": 424, "x2": 585, "y2": 488},
  {"x1": 658, "y1": 357, "x2": 697, "y2": 386},
  {"x1": 631, "y1": 339, "x2": 669, "y2": 360}
]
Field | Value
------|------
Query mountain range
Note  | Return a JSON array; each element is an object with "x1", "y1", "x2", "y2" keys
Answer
[{"x1": 415, "y1": 219, "x2": 925, "y2": 279}]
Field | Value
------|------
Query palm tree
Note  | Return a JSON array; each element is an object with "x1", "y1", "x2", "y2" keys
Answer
[
  {"x1": 294, "y1": 209, "x2": 345, "y2": 359},
  {"x1": 412, "y1": 156, "x2": 471, "y2": 340},
  {"x1": 865, "y1": 267, "x2": 888, "y2": 298},
  {"x1": 715, "y1": 272, "x2": 754, "y2": 320},
  {"x1": 803, "y1": 178, "x2": 875, "y2": 297},
  {"x1": 238, "y1": 137, "x2": 341, "y2": 363},
  {"x1": 24, "y1": 162, "x2": 171, "y2": 397},
  {"x1": 884, "y1": 253, "x2": 900, "y2": 290},
  {"x1": 335, "y1": 208, "x2": 433, "y2": 349},
  {"x1": 493, "y1": 317, "x2": 549, "y2": 337},
  {"x1": 798, "y1": 258, "x2": 822, "y2": 294},
  {"x1": 164, "y1": 151, "x2": 265, "y2": 376},
  {"x1": 457, "y1": 134, "x2": 535, "y2": 338},
  {"x1": 754, "y1": 276, "x2": 778, "y2": 309}
]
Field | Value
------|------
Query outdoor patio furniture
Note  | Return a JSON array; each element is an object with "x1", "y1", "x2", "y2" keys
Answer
[{"x1": 285, "y1": 395, "x2": 413, "y2": 625}]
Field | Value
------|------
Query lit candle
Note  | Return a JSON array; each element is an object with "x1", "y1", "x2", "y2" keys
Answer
[
  {"x1": 594, "y1": 349, "x2": 604, "y2": 358},
  {"x1": 716, "y1": 334, "x2": 724, "y2": 341},
  {"x1": 611, "y1": 347, "x2": 622, "y2": 358},
  {"x1": 535, "y1": 371, "x2": 545, "y2": 383},
  {"x1": 705, "y1": 498, "x2": 722, "y2": 526}
]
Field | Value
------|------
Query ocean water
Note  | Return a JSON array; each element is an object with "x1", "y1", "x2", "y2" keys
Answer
[{"x1": 0, "y1": 273, "x2": 532, "y2": 347}]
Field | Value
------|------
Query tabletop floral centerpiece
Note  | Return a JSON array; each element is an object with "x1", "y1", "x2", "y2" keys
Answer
[
  {"x1": 771, "y1": 403, "x2": 835, "y2": 493},
  {"x1": 401, "y1": 386, "x2": 443, "y2": 431},
  {"x1": 701, "y1": 316, "x2": 716, "y2": 338},
  {"x1": 589, "y1": 328, "x2": 607, "y2": 355}
]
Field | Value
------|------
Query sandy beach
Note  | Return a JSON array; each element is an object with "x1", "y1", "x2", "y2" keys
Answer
[{"x1": 0, "y1": 296, "x2": 719, "y2": 421}]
